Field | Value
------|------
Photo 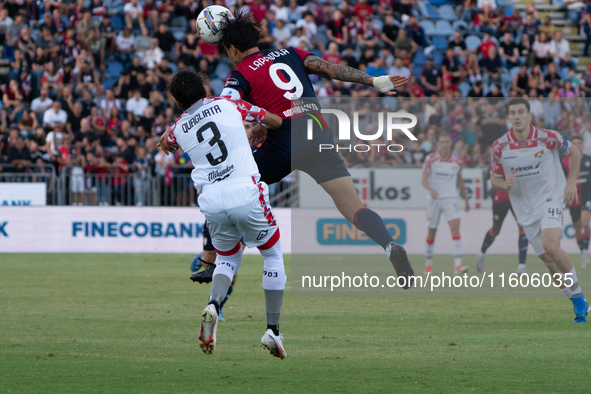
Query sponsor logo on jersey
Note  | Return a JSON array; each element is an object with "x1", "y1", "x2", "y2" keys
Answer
[
  {"x1": 226, "y1": 78, "x2": 239, "y2": 86},
  {"x1": 317, "y1": 218, "x2": 406, "y2": 245},
  {"x1": 208, "y1": 165, "x2": 235, "y2": 183},
  {"x1": 511, "y1": 161, "x2": 541, "y2": 173},
  {"x1": 534, "y1": 150, "x2": 543, "y2": 158}
]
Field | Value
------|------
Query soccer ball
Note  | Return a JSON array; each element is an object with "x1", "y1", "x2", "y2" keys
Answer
[{"x1": 196, "y1": 5, "x2": 234, "y2": 44}]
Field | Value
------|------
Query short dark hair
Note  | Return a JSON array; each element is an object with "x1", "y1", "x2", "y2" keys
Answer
[
  {"x1": 168, "y1": 70, "x2": 206, "y2": 111},
  {"x1": 507, "y1": 98, "x2": 530, "y2": 113},
  {"x1": 438, "y1": 132, "x2": 451, "y2": 141},
  {"x1": 219, "y1": 12, "x2": 261, "y2": 52},
  {"x1": 572, "y1": 136, "x2": 583, "y2": 142}
]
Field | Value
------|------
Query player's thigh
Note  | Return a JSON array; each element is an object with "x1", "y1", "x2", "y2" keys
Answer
[
  {"x1": 540, "y1": 207, "x2": 564, "y2": 254},
  {"x1": 540, "y1": 227, "x2": 563, "y2": 255},
  {"x1": 229, "y1": 182, "x2": 279, "y2": 248},
  {"x1": 522, "y1": 220, "x2": 545, "y2": 256},
  {"x1": 441, "y1": 198, "x2": 461, "y2": 225},
  {"x1": 253, "y1": 136, "x2": 292, "y2": 185},
  {"x1": 427, "y1": 200, "x2": 442, "y2": 229},
  {"x1": 493, "y1": 201, "x2": 511, "y2": 230},
  {"x1": 570, "y1": 206, "x2": 582, "y2": 225},
  {"x1": 199, "y1": 193, "x2": 242, "y2": 252},
  {"x1": 319, "y1": 176, "x2": 364, "y2": 222}
]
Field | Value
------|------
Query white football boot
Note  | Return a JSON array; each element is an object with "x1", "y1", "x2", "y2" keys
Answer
[
  {"x1": 261, "y1": 329, "x2": 286, "y2": 359},
  {"x1": 199, "y1": 304, "x2": 218, "y2": 355}
]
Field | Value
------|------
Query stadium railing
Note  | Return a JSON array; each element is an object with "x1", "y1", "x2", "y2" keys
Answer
[{"x1": 0, "y1": 163, "x2": 58, "y2": 205}]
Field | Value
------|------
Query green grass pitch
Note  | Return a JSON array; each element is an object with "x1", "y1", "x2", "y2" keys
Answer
[{"x1": 1, "y1": 253, "x2": 590, "y2": 393}]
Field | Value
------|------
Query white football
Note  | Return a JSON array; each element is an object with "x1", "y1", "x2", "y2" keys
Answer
[{"x1": 196, "y1": 5, "x2": 234, "y2": 44}]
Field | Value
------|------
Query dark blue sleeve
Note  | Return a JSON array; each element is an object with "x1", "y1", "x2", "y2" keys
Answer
[{"x1": 223, "y1": 70, "x2": 252, "y2": 101}]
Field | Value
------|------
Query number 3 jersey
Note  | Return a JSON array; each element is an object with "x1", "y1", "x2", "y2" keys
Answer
[
  {"x1": 167, "y1": 96, "x2": 267, "y2": 193},
  {"x1": 491, "y1": 125, "x2": 572, "y2": 226}
]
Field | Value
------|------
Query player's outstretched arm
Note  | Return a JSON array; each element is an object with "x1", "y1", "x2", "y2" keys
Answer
[
  {"x1": 261, "y1": 111, "x2": 282, "y2": 129},
  {"x1": 457, "y1": 174, "x2": 470, "y2": 212},
  {"x1": 302, "y1": 55, "x2": 408, "y2": 95},
  {"x1": 565, "y1": 145, "x2": 581, "y2": 205},
  {"x1": 491, "y1": 170, "x2": 515, "y2": 191}
]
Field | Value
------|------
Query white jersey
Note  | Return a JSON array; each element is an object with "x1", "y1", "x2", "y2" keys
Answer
[
  {"x1": 422, "y1": 151, "x2": 463, "y2": 199},
  {"x1": 491, "y1": 124, "x2": 572, "y2": 226},
  {"x1": 167, "y1": 96, "x2": 267, "y2": 193}
]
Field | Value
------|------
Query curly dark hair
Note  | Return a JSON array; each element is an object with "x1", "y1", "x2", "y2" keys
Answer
[
  {"x1": 168, "y1": 70, "x2": 206, "y2": 111},
  {"x1": 219, "y1": 11, "x2": 261, "y2": 52}
]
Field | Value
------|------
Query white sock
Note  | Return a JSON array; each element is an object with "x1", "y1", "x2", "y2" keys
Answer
[
  {"x1": 426, "y1": 257, "x2": 433, "y2": 267},
  {"x1": 425, "y1": 238, "x2": 435, "y2": 261},
  {"x1": 568, "y1": 267, "x2": 583, "y2": 297},
  {"x1": 560, "y1": 286, "x2": 573, "y2": 298},
  {"x1": 517, "y1": 263, "x2": 526, "y2": 272},
  {"x1": 452, "y1": 236, "x2": 462, "y2": 267}
]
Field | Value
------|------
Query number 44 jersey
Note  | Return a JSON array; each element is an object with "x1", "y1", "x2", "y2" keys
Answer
[{"x1": 167, "y1": 96, "x2": 267, "y2": 193}]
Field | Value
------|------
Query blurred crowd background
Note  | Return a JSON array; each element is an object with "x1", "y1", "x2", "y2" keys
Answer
[{"x1": 1, "y1": 0, "x2": 591, "y2": 205}]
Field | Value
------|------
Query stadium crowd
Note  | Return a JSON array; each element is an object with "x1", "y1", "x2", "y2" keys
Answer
[{"x1": 2, "y1": 0, "x2": 591, "y2": 204}]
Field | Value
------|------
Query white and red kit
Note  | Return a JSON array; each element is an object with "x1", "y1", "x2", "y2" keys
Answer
[
  {"x1": 491, "y1": 124, "x2": 573, "y2": 255},
  {"x1": 167, "y1": 96, "x2": 279, "y2": 252},
  {"x1": 422, "y1": 150, "x2": 464, "y2": 229}
]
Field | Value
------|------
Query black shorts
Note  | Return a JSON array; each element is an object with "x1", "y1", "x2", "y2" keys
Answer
[
  {"x1": 492, "y1": 200, "x2": 515, "y2": 225},
  {"x1": 253, "y1": 118, "x2": 350, "y2": 185},
  {"x1": 570, "y1": 206, "x2": 582, "y2": 223},
  {"x1": 202, "y1": 222, "x2": 214, "y2": 252},
  {"x1": 582, "y1": 193, "x2": 591, "y2": 212}
]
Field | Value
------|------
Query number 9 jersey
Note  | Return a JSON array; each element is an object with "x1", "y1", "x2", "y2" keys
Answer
[
  {"x1": 220, "y1": 47, "x2": 316, "y2": 120},
  {"x1": 166, "y1": 96, "x2": 267, "y2": 193}
]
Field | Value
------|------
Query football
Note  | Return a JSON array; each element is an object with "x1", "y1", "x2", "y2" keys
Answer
[{"x1": 196, "y1": 5, "x2": 234, "y2": 44}]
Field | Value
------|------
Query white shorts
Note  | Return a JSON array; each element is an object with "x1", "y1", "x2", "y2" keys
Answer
[
  {"x1": 197, "y1": 177, "x2": 278, "y2": 252},
  {"x1": 522, "y1": 202, "x2": 565, "y2": 256},
  {"x1": 71, "y1": 175, "x2": 85, "y2": 193},
  {"x1": 427, "y1": 198, "x2": 461, "y2": 229}
]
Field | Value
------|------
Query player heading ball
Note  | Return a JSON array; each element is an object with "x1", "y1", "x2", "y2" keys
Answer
[
  {"x1": 161, "y1": 70, "x2": 288, "y2": 358},
  {"x1": 491, "y1": 98, "x2": 590, "y2": 323}
]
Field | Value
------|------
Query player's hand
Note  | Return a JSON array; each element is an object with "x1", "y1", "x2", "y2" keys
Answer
[
  {"x1": 430, "y1": 189, "x2": 438, "y2": 199},
  {"x1": 157, "y1": 128, "x2": 176, "y2": 155},
  {"x1": 383, "y1": 75, "x2": 408, "y2": 96},
  {"x1": 505, "y1": 169, "x2": 516, "y2": 190},
  {"x1": 564, "y1": 182, "x2": 578, "y2": 205},
  {"x1": 248, "y1": 123, "x2": 267, "y2": 147},
  {"x1": 464, "y1": 199, "x2": 471, "y2": 212}
]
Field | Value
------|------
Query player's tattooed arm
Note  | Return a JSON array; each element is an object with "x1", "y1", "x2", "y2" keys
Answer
[
  {"x1": 303, "y1": 55, "x2": 408, "y2": 95},
  {"x1": 303, "y1": 55, "x2": 374, "y2": 85}
]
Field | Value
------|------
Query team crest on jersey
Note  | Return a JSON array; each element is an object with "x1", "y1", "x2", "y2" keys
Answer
[{"x1": 534, "y1": 150, "x2": 544, "y2": 158}]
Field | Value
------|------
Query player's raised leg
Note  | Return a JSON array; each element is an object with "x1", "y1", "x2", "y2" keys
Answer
[
  {"x1": 539, "y1": 227, "x2": 590, "y2": 323},
  {"x1": 199, "y1": 241, "x2": 243, "y2": 354},
  {"x1": 319, "y1": 176, "x2": 414, "y2": 289}
]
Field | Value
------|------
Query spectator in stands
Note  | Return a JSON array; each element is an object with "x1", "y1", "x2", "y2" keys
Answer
[
  {"x1": 465, "y1": 52, "x2": 483, "y2": 85},
  {"x1": 124, "y1": 0, "x2": 144, "y2": 28},
  {"x1": 272, "y1": 19, "x2": 291, "y2": 48},
  {"x1": 533, "y1": 31, "x2": 551, "y2": 66},
  {"x1": 478, "y1": 32, "x2": 496, "y2": 58},
  {"x1": 544, "y1": 61, "x2": 562, "y2": 92},
  {"x1": 580, "y1": 65, "x2": 591, "y2": 97},
  {"x1": 143, "y1": 38, "x2": 165, "y2": 69},
  {"x1": 512, "y1": 65, "x2": 529, "y2": 96},
  {"x1": 499, "y1": 32, "x2": 519, "y2": 69},
  {"x1": 404, "y1": 15, "x2": 427, "y2": 48},
  {"x1": 126, "y1": 90, "x2": 149, "y2": 117},
  {"x1": 550, "y1": 31, "x2": 575, "y2": 69},
  {"x1": 296, "y1": 12, "x2": 317, "y2": 43},
  {"x1": 18, "y1": 110, "x2": 38, "y2": 138},
  {"x1": 323, "y1": 42, "x2": 342, "y2": 64},
  {"x1": 441, "y1": 48, "x2": 465, "y2": 84},
  {"x1": 475, "y1": 2, "x2": 501, "y2": 36},
  {"x1": 584, "y1": 11, "x2": 591, "y2": 56},
  {"x1": 528, "y1": 64, "x2": 545, "y2": 95},
  {"x1": 43, "y1": 101, "x2": 67, "y2": 129},
  {"x1": 449, "y1": 31, "x2": 468, "y2": 60},
  {"x1": 3, "y1": 80, "x2": 24, "y2": 112},
  {"x1": 480, "y1": 46, "x2": 502, "y2": 85},
  {"x1": 358, "y1": 16, "x2": 379, "y2": 52},
  {"x1": 421, "y1": 55, "x2": 441, "y2": 97},
  {"x1": 390, "y1": 57, "x2": 410, "y2": 79},
  {"x1": 395, "y1": 28, "x2": 417, "y2": 61},
  {"x1": 559, "y1": 79, "x2": 580, "y2": 97},
  {"x1": 353, "y1": 0, "x2": 373, "y2": 23},
  {"x1": 7, "y1": 136, "x2": 32, "y2": 172},
  {"x1": 30, "y1": 88, "x2": 53, "y2": 120},
  {"x1": 115, "y1": 27, "x2": 136, "y2": 64},
  {"x1": 380, "y1": 14, "x2": 398, "y2": 52},
  {"x1": 542, "y1": 92, "x2": 563, "y2": 128}
]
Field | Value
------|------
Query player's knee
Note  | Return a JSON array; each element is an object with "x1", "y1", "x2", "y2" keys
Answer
[
  {"x1": 213, "y1": 259, "x2": 242, "y2": 281},
  {"x1": 541, "y1": 242, "x2": 561, "y2": 259},
  {"x1": 262, "y1": 262, "x2": 286, "y2": 290}
]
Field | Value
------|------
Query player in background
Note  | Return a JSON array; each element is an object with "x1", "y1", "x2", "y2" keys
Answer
[
  {"x1": 421, "y1": 132, "x2": 470, "y2": 275},
  {"x1": 476, "y1": 189, "x2": 530, "y2": 276},
  {"x1": 161, "y1": 70, "x2": 288, "y2": 357},
  {"x1": 561, "y1": 140, "x2": 586, "y2": 268},
  {"x1": 162, "y1": 13, "x2": 414, "y2": 288},
  {"x1": 491, "y1": 98, "x2": 589, "y2": 323},
  {"x1": 570, "y1": 136, "x2": 591, "y2": 268}
]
